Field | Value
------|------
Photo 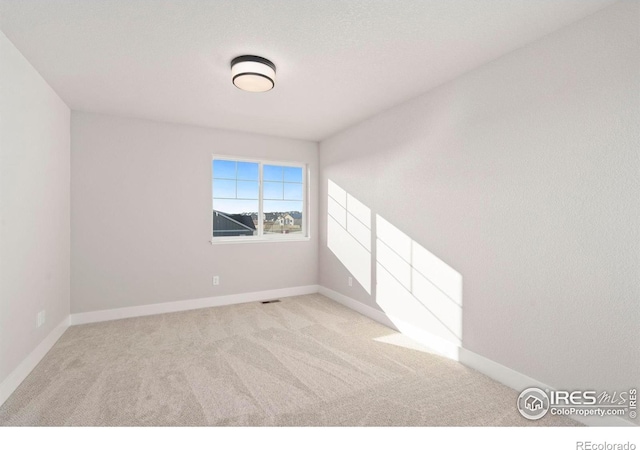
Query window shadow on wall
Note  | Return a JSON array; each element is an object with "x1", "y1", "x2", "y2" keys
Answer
[
  {"x1": 327, "y1": 179, "x2": 463, "y2": 360},
  {"x1": 327, "y1": 180, "x2": 372, "y2": 294},
  {"x1": 376, "y1": 214, "x2": 463, "y2": 359}
]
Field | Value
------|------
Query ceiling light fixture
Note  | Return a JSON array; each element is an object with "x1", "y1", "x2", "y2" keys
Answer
[{"x1": 231, "y1": 55, "x2": 276, "y2": 92}]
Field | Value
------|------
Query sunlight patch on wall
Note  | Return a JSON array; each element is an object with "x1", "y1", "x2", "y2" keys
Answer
[
  {"x1": 376, "y1": 215, "x2": 463, "y2": 347},
  {"x1": 327, "y1": 180, "x2": 372, "y2": 294}
]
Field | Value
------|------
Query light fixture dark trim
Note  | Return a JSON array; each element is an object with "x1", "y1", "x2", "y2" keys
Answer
[
  {"x1": 230, "y1": 55, "x2": 276, "y2": 73},
  {"x1": 232, "y1": 72, "x2": 275, "y2": 90}
]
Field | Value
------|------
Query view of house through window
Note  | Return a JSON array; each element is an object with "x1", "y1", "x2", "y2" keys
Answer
[{"x1": 212, "y1": 158, "x2": 305, "y2": 240}]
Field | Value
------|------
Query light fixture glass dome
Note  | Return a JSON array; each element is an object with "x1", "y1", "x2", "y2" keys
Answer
[{"x1": 231, "y1": 55, "x2": 276, "y2": 92}]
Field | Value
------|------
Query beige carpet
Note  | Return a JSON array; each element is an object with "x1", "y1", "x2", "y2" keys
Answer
[{"x1": 0, "y1": 294, "x2": 578, "y2": 426}]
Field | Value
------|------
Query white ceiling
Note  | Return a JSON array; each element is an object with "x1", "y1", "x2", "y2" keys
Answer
[{"x1": 0, "y1": 0, "x2": 616, "y2": 141}]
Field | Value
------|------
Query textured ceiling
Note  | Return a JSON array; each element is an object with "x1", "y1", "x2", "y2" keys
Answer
[{"x1": 0, "y1": 0, "x2": 617, "y2": 141}]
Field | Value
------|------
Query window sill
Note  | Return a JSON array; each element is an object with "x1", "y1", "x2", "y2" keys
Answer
[{"x1": 211, "y1": 236, "x2": 311, "y2": 245}]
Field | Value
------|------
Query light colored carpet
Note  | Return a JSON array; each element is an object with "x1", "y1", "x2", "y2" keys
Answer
[{"x1": 0, "y1": 294, "x2": 578, "y2": 426}]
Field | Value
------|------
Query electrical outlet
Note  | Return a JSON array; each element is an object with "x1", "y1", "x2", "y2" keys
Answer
[
  {"x1": 348, "y1": 277, "x2": 353, "y2": 287},
  {"x1": 36, "y1": 310, "x2": 46, "y2": 328},
  {"x1": 212, "y1": 276, "x2": 220, "y2": 286}
]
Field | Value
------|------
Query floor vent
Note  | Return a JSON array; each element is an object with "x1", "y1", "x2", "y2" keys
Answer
[{"x1": 261, "y1": 299, "x2": 281, "y2": 304}]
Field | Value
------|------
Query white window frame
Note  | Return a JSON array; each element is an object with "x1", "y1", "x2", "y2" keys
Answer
[{"x1": 211, "y1": 155, "x2": 310, "y2": 244}]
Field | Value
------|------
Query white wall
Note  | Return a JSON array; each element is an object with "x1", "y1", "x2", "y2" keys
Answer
[
  {"x1": 319, "y1": 1, "x2": 639, "y2": 397},
  {"x1": 71, "y1": 112, "x2": 318, "y2": 314},
  {"x1": 0, "y1": 31, "x2": 70, "y2": 382}
]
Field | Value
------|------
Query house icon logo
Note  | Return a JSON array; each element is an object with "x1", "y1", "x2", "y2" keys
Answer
[
  {"x1": 525, "y1": 395, "x2": 543, "y2": 411},
  {"x1": 517, "y1": 388, "x2": 550, "y2": 420}
]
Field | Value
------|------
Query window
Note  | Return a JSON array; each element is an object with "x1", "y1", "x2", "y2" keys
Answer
[{"x1": 212, "y1": 157, "x2": 307, "y2": 241}]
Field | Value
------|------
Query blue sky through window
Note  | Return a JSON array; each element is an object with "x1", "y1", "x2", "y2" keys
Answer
[
  {"x1": 213, "y1": 160, "x2": 303, "y2": 214},
  {"x1": 263, "y1": 165, "x2": 283, "y2": 182},
  {"x1": 237, "y1": 162, "x2": 258, "y2": 180},
  {"x1": 284, "y1": 166, "x2": 302, "y2": 183},
  {"x1": 284, "y1": 183, "x2": 303, "y2": 200},
  {"x1": 212, "y1": 160, "x2": 236, "y2": 179}
]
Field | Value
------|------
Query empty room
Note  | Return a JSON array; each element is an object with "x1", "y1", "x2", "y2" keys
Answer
[{"x1": 0, "y1": 0, "x2": 638, "y2": 446}]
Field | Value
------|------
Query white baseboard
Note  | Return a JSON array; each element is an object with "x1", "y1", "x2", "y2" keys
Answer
[
  {"x1": 318, "y1": 286, "x2": 395, "y2": 328},
  {"x1": 319, "y1": 285, "x2": 636, "y2": 427},
  {"x1": 70, "y1": 285, "x2": 320, "y2": 325},
  {"x1": 0, "y1": 316, "x2": 70, "y2": 407}
]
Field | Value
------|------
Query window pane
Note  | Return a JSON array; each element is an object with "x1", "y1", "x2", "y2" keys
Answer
[
  {"x1": 213, "y1": 179, "x2": 236, "y2": 198},
  {"x1": 284, "y1": 183, "x2": 303, "y2": 200},
  {"x1": 213, "y1": 199, "x2": 258, "y2": 215},
  {"x1": 263, "y1": 182, "x2": 283, "y2": 200},
  {"x1": 212, "y1": 203, "x2": 258, "y2": 237},
  {"x1": 237, "y1": 162, "x2": 258, "y2": 180},
  {"x1": 284, "y1": 166, "x2": 303, "y2": 183},
  {"x1": 213, "y1": 160, "x2": 236, "y2": 179},
  {"x1": 263, "y1": 200, "x2": 303, "y2": 235},
  {"x1": 263, "y1": 165, "x2": 283, "y2": 182},
  {"x1": 237, "y1": 181, "x2": 258, "y2": 199}
]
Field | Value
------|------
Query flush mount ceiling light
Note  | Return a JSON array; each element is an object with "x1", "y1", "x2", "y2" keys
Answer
[{"x1": 231, "y1": 55, "x2": 276, "y2": 92}]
